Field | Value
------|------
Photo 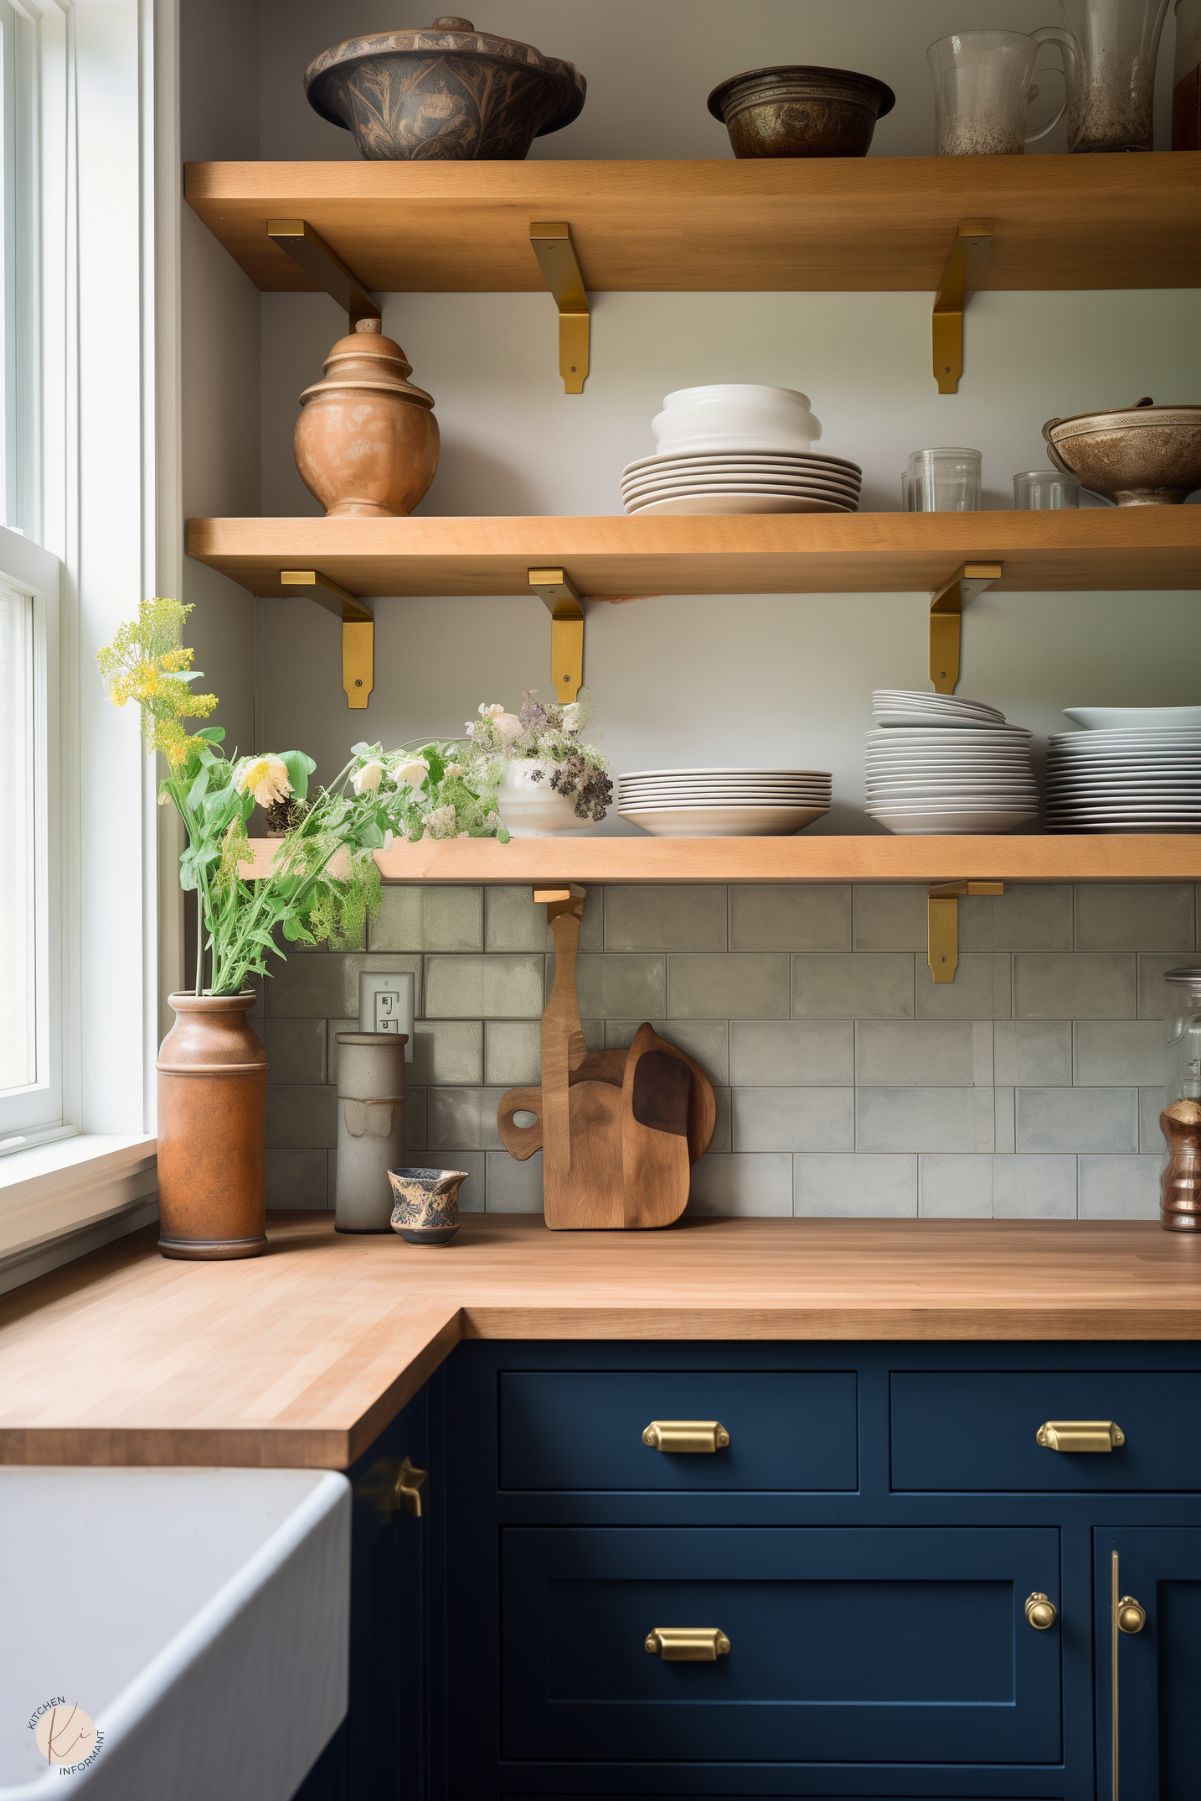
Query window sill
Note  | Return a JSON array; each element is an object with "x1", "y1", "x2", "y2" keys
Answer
[{"x1": 0, "y1": 1133, "x2": 157, "y2": 1262}]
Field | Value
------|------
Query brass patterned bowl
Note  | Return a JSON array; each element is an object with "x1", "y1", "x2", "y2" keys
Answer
[
  {"x1": 304, "y1": 15, "x2": 586, "y2": 161},
  {"x1": 1044, "y1": 400, "x2": 1201, "y2": 506},
  {"x1": 708, "y1": 64, "x2": 895, "y2": 158}
]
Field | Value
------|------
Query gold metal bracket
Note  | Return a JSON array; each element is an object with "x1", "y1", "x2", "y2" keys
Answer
[
  {"x1": 932, "y1": 220, "x2": 994, "y2": 394},
  {"x1": 530, "y1": 222, "x2": 590, "y2": 394},
  {"x1": 528, "y1": 567, "x2": 585, "y2": 702},
  {"x1": 267, "y1": 219, "x2": 381, "y2": 328},
  {"x1": 280, "y1": 569, "x2": 374, "y2": 709},
  {"x1": 928, "y1": 881, "x2": 1004, "y2": 984},
  {"x1": 930, "y1": 562, "x2": 1003, "y2": 694}
]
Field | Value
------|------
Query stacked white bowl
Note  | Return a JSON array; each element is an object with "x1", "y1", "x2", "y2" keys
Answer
[
  {"x1": 618, "y1": 767, "x2": 832, "y2": 837},
  {"x1": 620, "y1": 385, "x2": 862, "y2": 516},
  {"x1": 865, "y1": 691, "x2": 1039, "y2": 835},
  {"x1": 1046, "y1": 706, "x2": 1201, "y2": 832}
]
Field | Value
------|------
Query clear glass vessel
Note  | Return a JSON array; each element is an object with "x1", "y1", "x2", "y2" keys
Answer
[
  {"x1": 1039, "y1": 0, "x2": 1171, "y2": 151},
  {"x1": 1160, "y1": 966, "x2": 1201, "y2": 1231},
  {"x1": 1013, "y1": 469, "x2": 1082, "y2": 508},
  {"x1": 1174, "y1": 0, "x2": 1201, "y2": 147},
  {"x1": 908, "y1": 447, "x2": 983, "y2": 512},
  {"x1": 928, "y1": 29, "x2": 1067, "y2": 153}
]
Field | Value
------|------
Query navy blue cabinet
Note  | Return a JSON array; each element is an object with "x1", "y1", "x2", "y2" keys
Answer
[{"x1": 1095, "y1": 1527, "x2": 1201, "y2": 1801}]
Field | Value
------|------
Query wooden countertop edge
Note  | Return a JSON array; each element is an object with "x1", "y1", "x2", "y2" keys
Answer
[{"x1": 456, "y1": 1305, "x2": 1201, "y2": 1342}]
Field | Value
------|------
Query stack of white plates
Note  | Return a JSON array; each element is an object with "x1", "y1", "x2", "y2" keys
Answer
[
  {"x1": 865, "y1": 691, "x2": 1039, "y2": 835},
  {"x1": 618, "y1": 768, "x2": 832, "y2": 837},
  {"x1": 1046, "y1": 709, "x2": 1201, "y2": 831},
  {"x1": 620, "y1": 449, "x2": 862, "y2": 517}
]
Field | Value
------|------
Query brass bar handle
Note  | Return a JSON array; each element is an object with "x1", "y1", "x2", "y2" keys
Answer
[
  {"x1": 644, "y1": 1627, "x2": 731, "y2": 1661},
  {"x1": 1024, "y1": 1591, "x2": 1058, "y2": 1631},
  {"x1": 393, "y1": 1456, "x2": 428, "y2": 1519},
  {"x1": 642, "y1": 1419, "x2": 730, "y2": 1454},
  {"x1": 1116, "y1": 1595, "x2": 1146, "y2": 1635},
  {"x1": 1036, "y1": 1419, "x2": 1125, "y2": 1453}
]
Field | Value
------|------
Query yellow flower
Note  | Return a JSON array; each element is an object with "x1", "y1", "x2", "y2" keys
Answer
[{"x1": 236, "y1": 754, "x2": 292, "y2": 809}]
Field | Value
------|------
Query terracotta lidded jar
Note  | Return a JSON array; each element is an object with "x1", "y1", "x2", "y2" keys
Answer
[
  {"x1": 156, "y1": 992, "x2": 268, "y2": 1259},
  {"x1": 294, "y1": 317, "x2": 440, "y2": 517}
]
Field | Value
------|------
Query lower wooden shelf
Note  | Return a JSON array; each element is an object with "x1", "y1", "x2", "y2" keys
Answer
[{"x1": 243, "y1": 835, "x2": 1201, "y2": 884}]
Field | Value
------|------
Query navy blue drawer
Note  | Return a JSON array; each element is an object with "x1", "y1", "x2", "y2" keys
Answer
[
  {"x1": 500, "y1": 1526, "x2": 1061, "y2": 1765},
  {"x1": 498, "y1": 1370, "x2": 857, "y2": 1491},
  {"x1": 891, "y1": 1370, "x2": 1201, "y2": 1491}
]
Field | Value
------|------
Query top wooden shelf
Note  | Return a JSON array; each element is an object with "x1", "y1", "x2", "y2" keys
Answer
[{"x1": 184, "y1": 155, "x2": 1201, "y2": 294}]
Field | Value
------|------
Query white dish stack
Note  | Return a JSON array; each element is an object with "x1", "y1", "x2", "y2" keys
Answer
[
  {"x1": 621, "y1": 385, "x2": 862, "y2": 516},
  {"x1": 618, "y1": 768, "x2": 832, "y2": 837},
  {"x1": 1046, "y1": 707, "x2": 1201, "y2": 832},
  {"x1": 865, "y1": 691, "x2": 1039, "y2": 835}
]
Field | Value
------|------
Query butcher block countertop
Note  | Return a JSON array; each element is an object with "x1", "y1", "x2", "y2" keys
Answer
[{"x1": 1, "y1": 1214, "x2": 1199, "y2": 1469}]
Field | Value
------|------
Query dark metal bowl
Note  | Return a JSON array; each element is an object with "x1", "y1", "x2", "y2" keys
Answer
[{"x1": 708, "y1": 63, "x2": 895, "y2": 159}]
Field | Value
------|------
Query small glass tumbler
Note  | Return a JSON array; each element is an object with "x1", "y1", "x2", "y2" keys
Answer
[
  {"x1": 1013, "y1": 469, "x2": 1081, "y2": 509},
  {"x1": 908, "y1": 447, "x2": 982, "y2": 511}
]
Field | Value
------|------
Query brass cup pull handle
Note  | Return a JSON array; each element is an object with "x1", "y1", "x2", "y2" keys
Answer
[
  {"x1": 1116, "y1": 1594, "x2": 1146, "y2": 1635},
  {"x1": 644, "y1": 1627, "x2": 731, "y2": 1661},
  {"x1": 394, "y1": 1456, "x2": 428, "y2": 1519},
  {"x1": 642, "y1": 1419, "x2": 730, "y2": 1454},
  {"x1": 1036, "y1": 1419, "x2": 1125, "y2": 1453},
  {"x1": 1024, "y1": 1591, "x2": 1058, "y2": 1631}
]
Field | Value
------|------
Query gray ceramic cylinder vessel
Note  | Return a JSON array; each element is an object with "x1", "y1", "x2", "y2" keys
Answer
[{"x1": 334, "y1": 1032, "x2": 407, "y2": 1232}]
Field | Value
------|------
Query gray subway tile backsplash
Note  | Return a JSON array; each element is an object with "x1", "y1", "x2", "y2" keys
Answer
[{"x1": 262, "y1": 882, "x2": 1180, "y2": 1221}]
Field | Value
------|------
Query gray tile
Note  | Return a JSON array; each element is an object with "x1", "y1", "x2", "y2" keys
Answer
[
  {"x1": 668, "y1": 954, "x2": 789, "y2": 1019},
  {"x1": 688, "y1": 1153, "x2": 793, "y2": 1216},
  {"x1": 368, "y1": 885, "x2": 483, "y2": 952},
  {"x1": 484, "y1": 1020, "x2": 540, "y2": 1086},
  {"x1": 1075, "y1": 884, "x2": 1195, "y2": 952},
  {"x1": 1139, "y1": 953, "x2": 1194, "y2": 1017},
  {"x1": 410, "y1": 1021, "x2": 483, "y2": 1085},
  {"x1": 1016, "y1": 1087, "x2": 1138, "y2": 1153},
  {"x1": 993, "y1": 1154, "x2": 1078, "y2": 1219},
  {"x1": 794, "y1": 1154, "x2": 917, "y2": 1217},
  {"x1": 402, "y1": 1149, "x2": 486, "y2": 1212},
  {"x1": 731, "y1": 1087, "x2": 854, "y2": 1152},
  {"x1": 425, "y1": 954, "x2": 544, "y2": 1019},
  {"x1": 730, "y1": 1021, "x2": 854, "y2": 1087},
  {"x1": 604, "y1": 1019, "x2": 729, "y2": 1084},
  {"x1": 604, "y1": 884, "x2": 727, "y2": 952},
  {"x1": 1013, "y1": 953, "x2": 1136, "y2": 1019},
  {"x1": 959, "y1": 885, "x2": 1074, "y2": 952},
  {"x1": 266, "y1": 1148, "x2": 329, "y2": 1210},
  {"x1": 268, "y1": 952, "x2": 422, "y2": 1019},
  {"x1": 428, "y1": 1087, "x2": 509, "y2": 1152},
  {"x1": 1073, "y1": 1020, "x2": 1165, "y2": 1087},
  {"x1": 711, "y1": 1087, "x2": 732, "y2": 1152},
  {"x1": 1140, "y1": 1086, "x2": 1167, "y2": 1152},
  {"x1": 856, "y1": 1020, "x2": 992, "y2": 1088},
  {"x1": 267, "y1": 1083, "x2": 338, "y2": 1150},
  {"x1": 915, "y1": 954, "x2": 1012, "y2": 1020},
  {"x1": 484, "y1": 884, "x2": 603, "y2": 952},
  {"x1": 993, "y1": 1020, "x2": 1073, "y2": 1086},
  {"x1": 730, "y1": 884, "x2": 851, "y2": 951},
  {"x1": 264, "y1": 1018, "x2": 327, "y2": 1084},
  {"x1": 563, "y1": 954, "x2": 666, "y2": 1020},
  {"x1": 405, "y1": 1086, "x2": 428, "y2": 1154},
  {"x1": 994, "y1": 1087, "x2": 1016, "y2": 1153},
  {"x1": 918, "y1": 1154, "x2": 994, "y2": 1218},
  {"x1": 856, "y1": 1088, "x2": 994, "y2": 1153},
  {"x1": 852, "y1": 885, "x2": 929, "y2": 951},
  {"x1": 791, "y1": 953, "x2": 914, "y2": 1019},
  {"x1": 485, "y1": 1150, "x2": 543, "y2": 1213},
  {"x1": 1078, "y1": 1154, "x2": 1161, "y2": 1219}
]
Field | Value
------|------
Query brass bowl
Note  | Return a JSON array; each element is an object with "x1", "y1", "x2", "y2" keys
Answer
[
  {"x1": 1043, "y1": 399, "x2": 1201, "y2": 506},
  {"x1": 708, "y1": 64, "x2": 894, "y2": 158}
]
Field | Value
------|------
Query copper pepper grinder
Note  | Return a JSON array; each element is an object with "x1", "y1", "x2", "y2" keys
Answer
[{"x1": 1159, "y1": 966, "x2": 1201, "y2": 1232}]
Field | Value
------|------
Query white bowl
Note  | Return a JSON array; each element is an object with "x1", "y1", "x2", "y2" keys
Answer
[
  {"x1": 1064, "y1": 706, "x2": 1201, "y2": 731},
  {"x1": 495, "y1": 760, "x2": 588, "y2": 838},
  {"x1": 652, "y1": 384, "x2": 821, "y2": 455}
]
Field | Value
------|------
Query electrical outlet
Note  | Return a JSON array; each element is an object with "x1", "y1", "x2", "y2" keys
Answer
[{"x1": 358, "y1": 972, "x2": 415, "y2": 1061}]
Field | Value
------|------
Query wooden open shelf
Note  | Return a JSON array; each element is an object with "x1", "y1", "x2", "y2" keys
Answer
[
  {"x1": 242, "y1": 836, "x2": 1201, "y2": 884},
  {"x1": 187, "y1": 509, "x2": 1201, "y2": 599},
  {"x1": 185, "y1": 156, "x2": 1201, "y2": 293}
]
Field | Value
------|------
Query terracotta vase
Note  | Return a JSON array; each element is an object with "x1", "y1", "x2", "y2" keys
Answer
[
  {"x1": 294, "y1": 317, "x2": 439, "y2": 517},
  {"x1": 156, "y1": 993, "x2": 268, "y2": 1260}
]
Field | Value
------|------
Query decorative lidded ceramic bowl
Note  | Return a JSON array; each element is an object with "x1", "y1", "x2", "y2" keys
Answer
[
  {"x1": 304, "y1": 16, "x2": 586, "y2": 161},
  {"x1": 389, "y1": 1167, "x2": 469, "y2": 1244},
  {"x1": 294, "y1": 318, "x2": 440, "y2": 518}
]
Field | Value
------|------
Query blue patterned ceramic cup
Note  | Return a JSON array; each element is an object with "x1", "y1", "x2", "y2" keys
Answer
[{"x1": 388, "y1": 1167, "x2": 468, "y2": 1245}]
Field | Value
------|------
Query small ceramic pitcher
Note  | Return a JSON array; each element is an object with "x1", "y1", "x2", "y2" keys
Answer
[{"x1": 388, "y1": 1167, "x2": 469, "y2": 1244}]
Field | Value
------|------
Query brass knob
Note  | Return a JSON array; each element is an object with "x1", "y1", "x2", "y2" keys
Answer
[
  {"x1": 1024, "y1": 1591, "x2": 1058, "y2": 1631},
  {"x1": 1117, "y1": 1594, "x2": 1146, "y2": 1635}
]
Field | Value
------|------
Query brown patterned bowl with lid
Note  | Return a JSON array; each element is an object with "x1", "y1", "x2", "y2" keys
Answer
[{"x1": 304, "y1": 16, "x2": 586, "y2": 160}]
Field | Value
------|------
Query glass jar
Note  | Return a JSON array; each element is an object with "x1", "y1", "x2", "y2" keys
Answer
[
  {"x1": 1013, "y1": 469, "x2": 1081, "y2": 509},
  {"x1": 1160, "y1": 966, "x2": 1201, "y2": 1231},
  {"x1": 907, "y1": 447, "x2": 982, "y2": 511},
  {"x1": 1174, "y1": 0, "x2": 1201, "y2": 147}
]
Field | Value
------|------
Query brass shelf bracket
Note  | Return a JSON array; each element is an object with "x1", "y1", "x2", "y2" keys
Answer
[
  {"x1": 280, "y1": 569, "x2": 374, "y2": 710},
  {"x1": 928, "y1": 881, "x2": 1004, "y2": 984},
  {"x1": 529, "y1": 566, "x2": 586, "y2": 702},
  {"x1": 267, "y1": 219, "x2": 381, "y2": 328},
  {"x1": 530, "y1": 221, "x2": 590, "y2": 394},
  {"x1": 932, "y1": 220, "x2": 994, "y2": 394},
  {"x1": 930, "y1": 561, "x2": 1003, "y2": 695}
]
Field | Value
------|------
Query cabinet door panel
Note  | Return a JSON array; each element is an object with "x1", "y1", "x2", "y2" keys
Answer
[
  {"x1": 1095, "y1": 1528, "x2": 1201, "y2": 1801},
  {"x1": 501, "y1": 1526, "x2": 1061, "y2": 1765}
]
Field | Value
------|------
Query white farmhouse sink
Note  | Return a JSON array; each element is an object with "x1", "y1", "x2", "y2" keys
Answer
[{"x1": 0, "y1": 1467, "x2": 350, "y2": 1801}]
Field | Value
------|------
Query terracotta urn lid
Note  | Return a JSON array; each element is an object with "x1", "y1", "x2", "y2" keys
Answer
[{"x1": 299, "y1": 318, "x2": 435, "y2": 409}]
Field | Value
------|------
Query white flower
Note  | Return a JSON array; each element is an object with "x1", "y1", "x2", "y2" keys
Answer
[
  {"x1": 492, "y1": 711, "x2": 524, "y2": 744},
  {"x1": 422, "y1": 803, "x2": 458, "y2": 839},
  {"x1": 478, "y1": 702, "x2": 505, "y2": 719},
  {"x1": 394, "y1": 755, "x2": 430, "y2": 790},
  {"x1": 236, "y1": 754, "x2": 291, "y2": 810},
  {"x1": 444, "y1": 761, "x2": 465, "y2": 777},
  {"x1": 352, "y1": 758, "x2": 385, "y2": 795},
  {"x1": 561, "y1": 702, "x2": 582, "y2": 733}
]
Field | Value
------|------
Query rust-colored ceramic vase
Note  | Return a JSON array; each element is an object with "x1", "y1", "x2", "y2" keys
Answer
[
  {"x1": 156, "y1": 993, "x2": 268, "y2": 1260},
  {"x1": 294, "y1": 317, "x2": 440, "y2": 517}
]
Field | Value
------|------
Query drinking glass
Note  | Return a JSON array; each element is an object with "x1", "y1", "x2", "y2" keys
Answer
[
  {"x1": 928, "y1": 30, "x2": 1067, "y2": 154},
  {"x1": 1040, "y1": 0, "x2": 1171, "y2": 151},
  {"x1": 1014, "y1": 469, "x2": 1081, "y2": 508},
  {"x1": 908, "y1": 448, "x2": 983, "y2": 511}
]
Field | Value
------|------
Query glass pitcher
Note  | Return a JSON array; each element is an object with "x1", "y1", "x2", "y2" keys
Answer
[
  {"x1": 1038, "y1": 0, "x2": 1171, "y2": 150},
  {"x1": 928, "y1": 30, "x2": 1067, "y2": 153},
  {"x1": 1159, "y1": 966, "x2": 1201, "y2": 1231}
]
